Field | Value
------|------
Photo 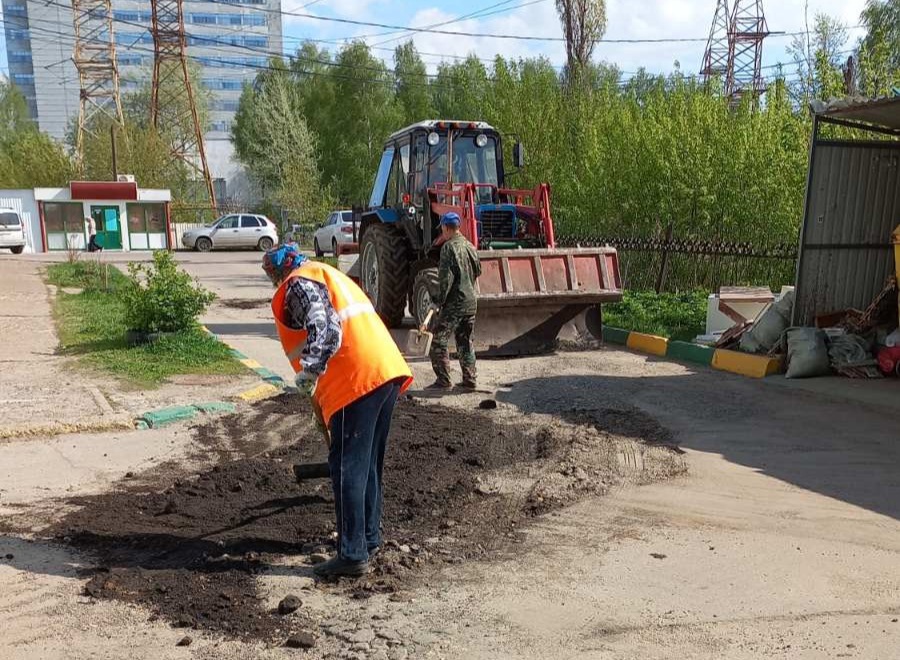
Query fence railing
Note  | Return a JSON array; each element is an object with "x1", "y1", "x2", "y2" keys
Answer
[{"x1": 557, "y1": 226, "x2": 798, "y2": 293}]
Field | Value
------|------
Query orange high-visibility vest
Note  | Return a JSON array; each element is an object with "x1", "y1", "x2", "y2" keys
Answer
[{"x1": 271, "y1": 261, "x2": 413, "y2": 425}]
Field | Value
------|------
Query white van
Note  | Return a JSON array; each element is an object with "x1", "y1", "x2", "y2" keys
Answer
[{"x1": 0, "y1": 208, "x2": 26, "y2": 254}]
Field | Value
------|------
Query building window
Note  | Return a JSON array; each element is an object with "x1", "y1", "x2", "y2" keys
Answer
[
  {"x1": 210, "y1": 120, "x2": 232, "y2": 132},
  {"x1": 11, "y1": 74, "x2": 35, "y2": 84},
  {"x1": 43, "y1": 203, "x2": 86, "y2": 251},
  {"x1": 126, "y1": 203, "x2": 167, "y2": 250},
  {"x1": 212, "y1": 99, "x2": 240, "y2": 112},
  {"x1": 5, "y1": 4, "x2": 27, "y2": 14},
  {"x1": 204, "y1": 79, "x2": 244, "y2": 90},
  {"x1": 6, "y1": 29, "x2": 31, "y2": 40}
]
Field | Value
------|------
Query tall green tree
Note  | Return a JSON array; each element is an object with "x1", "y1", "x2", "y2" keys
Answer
[
  {"x1": 326, "y1": 42, "x2": 401, "y2": 203},
  {"x1": 0, "y1": 81, "x2": 73, "y2": 188},
  {"x1": 231, "y1": 60, "x2": 331, "y2": 224},
  {"x1": 394, "y1": 42, "x2": 434, "y2": 125},
  {"x1": 555, "y1": 0, "x2": 607, "y2": 78},
  {"x1": 787, "y1": 12, "x2": 849, "y2": 103},
  {"x1": 857, "y1": 0, "x2": 900, "y2": 96}
]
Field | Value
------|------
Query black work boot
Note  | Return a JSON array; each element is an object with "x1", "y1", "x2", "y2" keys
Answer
[
  {"x1": 425, "y1": 380, "x2": 452, "y2": 390},
  {"x1": 313, "y1": 555, "x2": 370, "y2": 577}
]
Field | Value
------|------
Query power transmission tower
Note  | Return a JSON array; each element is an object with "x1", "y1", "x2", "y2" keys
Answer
[
  {"x1": 701, "y1": 0, "x2": 731, "y2": 88},
  {"x1": 726, "y1": 0, "x2": 769, "y2": 104},
  {"x1": 71, "y1": 0, "x2": 125, "y2": 163},
  {"x1": 150, "y1": 0, "x2": 217, "y2": 211}
]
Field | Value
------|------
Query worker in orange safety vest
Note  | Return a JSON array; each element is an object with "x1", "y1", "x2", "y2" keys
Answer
[{"x1": 263, "y1": 243, "x2": 413, "y2": 577}]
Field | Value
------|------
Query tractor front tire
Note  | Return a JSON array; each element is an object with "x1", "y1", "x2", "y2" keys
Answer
[
  {"x1": 412, "y1": 267, "x2": 440, "y2": 327},
  {"x1": 360, "y1": 223, "x2": 409, "y2": 328}
]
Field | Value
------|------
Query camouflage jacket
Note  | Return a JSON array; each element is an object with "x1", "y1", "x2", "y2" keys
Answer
[{"x1": 437, "y1": 234, "x2": 481, "y2": 316}]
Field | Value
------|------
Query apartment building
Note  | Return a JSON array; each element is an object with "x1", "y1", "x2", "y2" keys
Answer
[{"x1": 1, "y1": 0, "x2": 283, "y2": 199}]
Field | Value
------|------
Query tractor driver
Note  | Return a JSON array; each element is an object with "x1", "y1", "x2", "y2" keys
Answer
[{"x1": 427, "y1": 212, "x2": 482, "y2": 390}]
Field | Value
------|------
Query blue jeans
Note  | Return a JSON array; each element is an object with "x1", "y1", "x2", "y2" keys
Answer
[{"x1": 328, "y1": 379, "x2": 401, "y2": 562}]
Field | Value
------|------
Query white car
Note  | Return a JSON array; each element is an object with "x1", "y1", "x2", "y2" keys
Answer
[
  {"x1": 0, "y1": 208, "x2": 26, "y2": 254},
  {"x1": 313, "y1": 210, "x2": 356, "y2": 256},
  {"x1": 181, "y1": 213, "x2": 278, "y2": 252}
]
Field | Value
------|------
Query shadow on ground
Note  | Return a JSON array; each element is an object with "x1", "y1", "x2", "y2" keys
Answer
[{"x1": 497, "y1": 371, "x2": 900, "y2": 521}]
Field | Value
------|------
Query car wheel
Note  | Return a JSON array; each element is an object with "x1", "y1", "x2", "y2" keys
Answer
[
  {"x1": 195, "y1": 237, "x2": 213, "y2": 252},
  {"x1": 314, "y1": 238, "x2": 324, "y2": 257},
  {"x1": 332, "y1": 238, "x2": 338, "y2": 255},
  {"x1": 258, "y1": 236, "x2": 274, "y2": 251},
  {"x1": 10, "y1": 246, "x2": 24, "y2": 255}
]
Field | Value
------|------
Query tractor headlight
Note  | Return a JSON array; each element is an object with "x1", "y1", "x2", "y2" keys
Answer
[
  {"x1": 427, "y1": 131, "x2": 440, "y2": 146},
  {"x1": 475, "y1": 133, "x2": 488, "y2": 148}
]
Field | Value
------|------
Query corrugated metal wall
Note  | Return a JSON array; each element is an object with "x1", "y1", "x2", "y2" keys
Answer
[
  {"x1": 794, "y1": 140, "x2": 900, "y2": 325},
  {"x1": 0, "y1": 190, "x2": 41, "y2": 253}
]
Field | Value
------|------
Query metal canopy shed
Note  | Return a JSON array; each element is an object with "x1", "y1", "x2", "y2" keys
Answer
[{"x1": 793, "y1": 97, "x2": 900, "y2": 326}]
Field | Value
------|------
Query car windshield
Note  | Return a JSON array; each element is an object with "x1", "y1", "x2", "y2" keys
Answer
[{"x1": 0, "y1": 212, "x2": 20, "y2": 226}]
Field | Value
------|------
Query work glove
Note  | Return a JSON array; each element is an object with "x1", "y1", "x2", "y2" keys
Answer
[{"x1": 294, "y1": 372, "x2": 317, "y2": 398}]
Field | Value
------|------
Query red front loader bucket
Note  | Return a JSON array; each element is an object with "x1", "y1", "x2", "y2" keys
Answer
[{"x1": 473, "y1": 246, "x2": 623, "y2": 356}]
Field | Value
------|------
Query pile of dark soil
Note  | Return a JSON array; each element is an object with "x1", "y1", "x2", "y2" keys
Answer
[{"x1": 44, "y1": 393, "x2": 675, "y2": 642}]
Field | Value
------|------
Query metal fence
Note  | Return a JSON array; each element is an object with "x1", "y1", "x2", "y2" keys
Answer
[{"x1": 557, "y1": 226, "x2": 798, "y2": 293}]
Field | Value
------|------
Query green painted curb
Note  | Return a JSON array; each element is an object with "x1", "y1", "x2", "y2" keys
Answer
[
  {"x1": 193, "y1": 401, "x2": 237, "y2": 415},
  {"x1": 140, "y1": 405, "x2": 198, "y2": 428},
  {"x1": 602, "y1": 326, "x2": 630, "y2": 345},
  {"x1": 666, "y1": 340, "x2": 715, "y2": 366}
]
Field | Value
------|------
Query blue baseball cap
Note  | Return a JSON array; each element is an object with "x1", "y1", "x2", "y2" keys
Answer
[{"x1": 440, "y1": 212, "x2": 461, "y2": 226}]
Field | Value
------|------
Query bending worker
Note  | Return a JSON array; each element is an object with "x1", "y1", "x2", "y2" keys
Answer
[
  {"x1": 263, "y1": 243, "x2": 412, "y2": 577},
  {"x1": 428, "y1": 212, "x2": 482, "y2": 390}
]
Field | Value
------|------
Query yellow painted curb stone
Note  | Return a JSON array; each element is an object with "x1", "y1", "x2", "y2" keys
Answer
[
  {"x1": 626, "y1": 332, "x2": 669, "y2": 357},
  {"x1": 236, "y1": 383, "x2": 281, "y2": 403},
  {"x1": 712, "y1": 349, "x2": 782, "y2": 378},
  {"x1": 239, "y1": 358, "x2": 263, "y2": 370}
]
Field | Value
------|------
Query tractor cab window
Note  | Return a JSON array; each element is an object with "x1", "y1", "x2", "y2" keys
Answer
[
  {"x1": 427, "y1": 133, "x2": 499, "y2": 204},
  {"x1": 412, "y1": 133, "x2": 427, "y2": 206},
  {"x1": 385, "y1": 143, "x2": 409, "y2": 208},
  {"x1": 369, "y1": 147, "x2": 395, "y2": 207}
]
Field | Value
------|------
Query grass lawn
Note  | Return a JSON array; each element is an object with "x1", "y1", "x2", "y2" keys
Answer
[
  {"x1": 47, "y1": 261, "x2": 246, "y2": 387},
  {"x1": 604, "y1": 290, "x2": 708, "y2": 342}
]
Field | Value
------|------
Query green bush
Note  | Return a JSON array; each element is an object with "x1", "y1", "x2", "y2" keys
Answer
[
  {"x1": 122, "y1": 251, "x2": 215, "y2": 333},
  {"x1": 604, "y1": 290, "x2": 708, "y2": 341}
]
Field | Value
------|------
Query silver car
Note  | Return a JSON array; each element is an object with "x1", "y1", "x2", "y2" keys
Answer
[
  {"x1": 181, "y1": 213, "x2": 278, "y2": 252},
  {"x1": 313, "y1": 210, "x2": 355, "y2": 256},
  {"x1": 0, "y1": 208, "x2": 26, "y2": 254}
]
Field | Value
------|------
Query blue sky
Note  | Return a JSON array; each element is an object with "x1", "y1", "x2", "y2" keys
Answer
[{"x1": 1, "y1": 0, "x2": 870, "y2": 81}]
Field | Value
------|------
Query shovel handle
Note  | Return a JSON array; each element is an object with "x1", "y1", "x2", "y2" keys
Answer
[{"x1": 420, "y1": 308, "x2": 435, "y2": 332}]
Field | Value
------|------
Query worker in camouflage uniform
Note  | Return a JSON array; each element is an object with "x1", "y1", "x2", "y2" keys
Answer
[{"x1": 427, "y1": 212, "x2": 482, "y2": 390}]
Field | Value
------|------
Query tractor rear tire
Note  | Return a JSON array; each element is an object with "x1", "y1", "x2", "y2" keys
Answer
[
  {"x1": 412, "y1": 267, "x2": 440, "y2": 327},
  {"x1": 360, "y1": 223, "x2": 409, "y2": 328}
]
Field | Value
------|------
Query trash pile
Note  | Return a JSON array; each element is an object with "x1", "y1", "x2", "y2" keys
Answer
[{"x1": 700, "y1": 277, "x2": 900, "y2": 379}]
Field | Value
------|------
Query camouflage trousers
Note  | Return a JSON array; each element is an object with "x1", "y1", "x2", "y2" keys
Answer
[{"x1": 429, "y1": 311, "x2": 476, "y2": 386}]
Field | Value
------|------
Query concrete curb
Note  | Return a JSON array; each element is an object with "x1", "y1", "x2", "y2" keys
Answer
[
  {"x1": 135, "y1": 401, "x2": 237, "y2": 429},
  {"x1": 603, "y1": 326, "x2": 783, "y2": 379},
  {"x1": 200, "y1": 325, "x2": 288, "y2": 401}
]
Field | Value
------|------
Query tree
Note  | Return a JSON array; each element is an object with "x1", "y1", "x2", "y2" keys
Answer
[
  {"x1": 231, "y1": 60, "x2": 331, "y2": 224},
  {"x1": 0, "y1": 81, "x2": 73, "y2": 188},
  {"x1": 787, "y1": 11, "x2": 848, "y2": 103},
  {"x1": 857, "y1": 0, "x2": 900, "y2": 97},
  {"x1": 394, "y1": 41, "x2": 434, "y2": 125},
  {"x1": 327, "y1": 42, "x2": 401, "y2": 203},
  {"x1": 555, "y1": 0, "x2": 607, "y2": 77}
]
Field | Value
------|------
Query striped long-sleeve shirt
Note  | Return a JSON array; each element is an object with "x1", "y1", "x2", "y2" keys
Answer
[{"x1": 283, "y1": 277, "x2": 343, "y2": 380}]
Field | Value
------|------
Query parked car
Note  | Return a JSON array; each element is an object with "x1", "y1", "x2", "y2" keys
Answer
[
  {"x1": 312, "y1": 210, "x2": 356, "y2": 256},
  {"x1": 181, "y1": 213, "x2": 278, "y2": 252},
  {"x1": 0, "y1": 208, "x2": 26, "y2": 254}
]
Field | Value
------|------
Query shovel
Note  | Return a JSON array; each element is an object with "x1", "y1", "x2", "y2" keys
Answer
[
  {"x1": 293, "y1": 392, "x2": 332, "y2": 483},
  {"x1": 405, "y1": 308, "x2": 435, "y2": 357}
]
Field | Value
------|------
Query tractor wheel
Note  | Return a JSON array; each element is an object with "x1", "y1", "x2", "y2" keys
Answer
[
  {"x1": 360, "y1": 223, "x2": 409, "y2": 327},
  {"x1": 412, "y1": 267, "x2": 440, "y2": 327}
]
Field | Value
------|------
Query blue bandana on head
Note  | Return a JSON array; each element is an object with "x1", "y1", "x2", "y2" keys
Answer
[{"x1": 262, "y1": 242, "x2": 308, "y2": 284}]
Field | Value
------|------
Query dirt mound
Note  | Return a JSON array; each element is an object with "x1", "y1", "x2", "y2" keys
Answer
[
  {"x1": 219, "y1": 298, "x2": 270, "y2": 310},
  {"x1": 44, "y1": 393, "x2": 680, "y2": 642}
]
